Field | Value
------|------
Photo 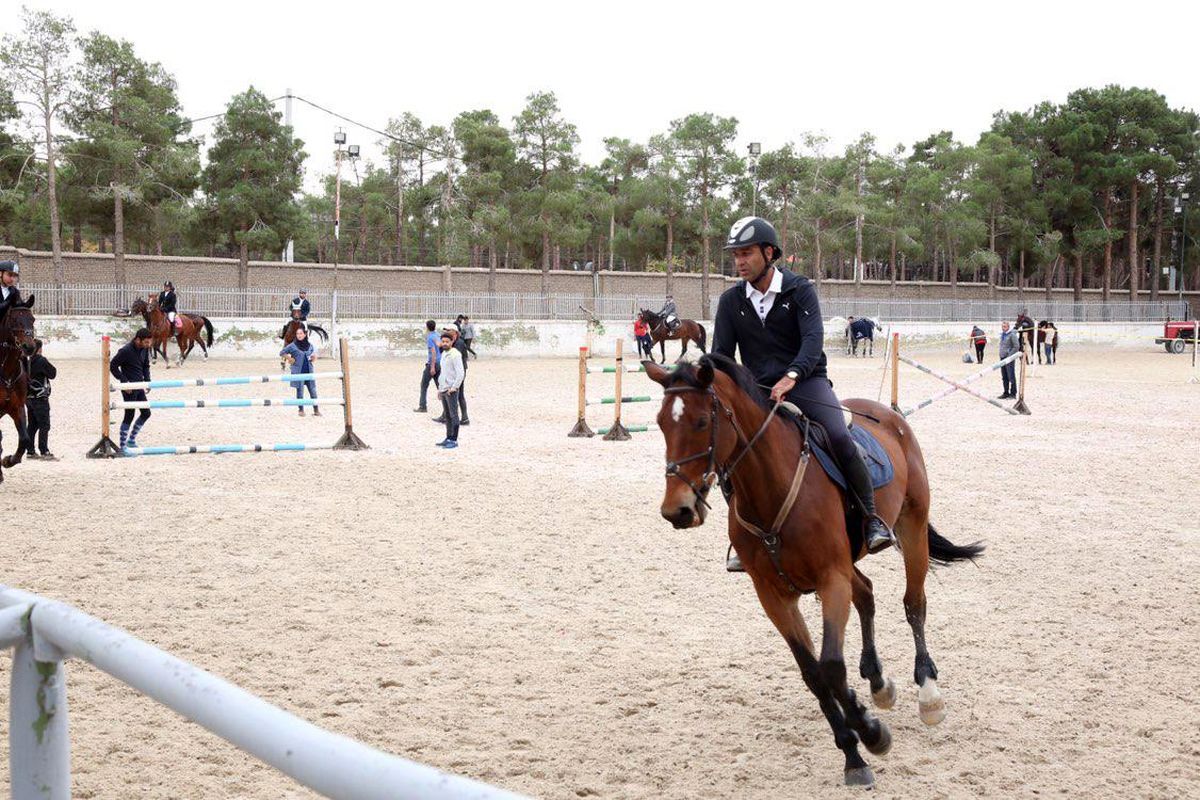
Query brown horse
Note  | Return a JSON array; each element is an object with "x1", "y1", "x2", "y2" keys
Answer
[
  {"x1": 0, "y1": 295, "x2": 37, "y2": 484},
  {"x1": 645, "y1": 354, "x2": 983, "y2": 788},
  {"x1": 130, "y1": 294, "x2": 214, "y2": 368},
  {"x1": 280, "y1": 311, "x2": 329, "y2": 346},
  {"x1": 638, "y1": 309, "x2": 707, "y2": 364}
]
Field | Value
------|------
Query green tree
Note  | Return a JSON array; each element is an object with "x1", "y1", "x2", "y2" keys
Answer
[
  {"x1": 1, "y1": 7, "x2": 76, "y2": 291},
  {"x1": 200, "y1": 87, "x2": 305, "y2": 296},
  {"x1": 670, "y1": 112, "x2": 739, "y2": 309},
  {"x1": 66, "y1": 32, "x2": 198, "y2": 293},
  {"x1": 513, "y1": 91, "x2": 579, "y2": 289}
]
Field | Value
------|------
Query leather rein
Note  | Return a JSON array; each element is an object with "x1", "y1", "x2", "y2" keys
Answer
[{"x1": 662, "y1": 384, "x2": 811, "y2": 593}]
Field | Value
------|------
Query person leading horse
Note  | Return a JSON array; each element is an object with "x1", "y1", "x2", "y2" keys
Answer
[{"x1": 712, "y1": 216, "x2": 894, "y2": 564}]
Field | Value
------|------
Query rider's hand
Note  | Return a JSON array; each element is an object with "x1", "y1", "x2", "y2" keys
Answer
[{"x1": 770, "y1": 376, "x2": 796, "y2": 403}]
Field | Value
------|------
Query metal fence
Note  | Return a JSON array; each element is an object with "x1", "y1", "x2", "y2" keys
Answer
[
  {"x1": 24, "y1": 284, "x2": 666, "y2": 321},
  {"x1": 24, "y1": 283, "x2": 1192, "y2": 323},
  {"x1": 714, "y1": 297, "x2": 1192, "y2": 324}
]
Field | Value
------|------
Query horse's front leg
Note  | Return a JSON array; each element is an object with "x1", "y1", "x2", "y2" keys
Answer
[
  {"x1": 744, "y1": 562, "x2": 873, "y2": 786},
  {"x1": 658, "y1": 339, "x2": 665, "y2": 364},
  {"x1": 817, "y1": 571, "x2": 891, "y2": 785},
  {"x1": 2, "y1": 403, "x2": 30, "y2": 469}
]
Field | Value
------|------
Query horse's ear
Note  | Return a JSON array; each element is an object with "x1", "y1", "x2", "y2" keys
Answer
[
  {"x1": 644, "y1": 360, "x2": 670, "y2": 385},
  {"x1": 24, "y1": 294, "x2": 34, "y2": 308},
  {"x1": 697, "y1": 358, "x2": 714, "y2": 388}
]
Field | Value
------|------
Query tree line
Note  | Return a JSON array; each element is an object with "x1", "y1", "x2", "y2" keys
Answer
[{"x1": 2, "y1": 7, "x2": 1198, "y2": 310}]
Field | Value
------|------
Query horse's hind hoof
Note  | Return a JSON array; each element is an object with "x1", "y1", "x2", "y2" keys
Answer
[
  {"x1": 844, "y1": 766, "x2": 875, "y2": 787},
  {"x1": 871, "y1": 677, "x2": 896, "y2": 710},
  {"x1": 863, "y1": 720, "x2": 892, "y2": 756}
]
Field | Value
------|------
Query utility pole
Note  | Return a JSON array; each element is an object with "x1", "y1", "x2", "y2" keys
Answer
[
  {"x1": 283, "y1": 88, "x2": 295, "y2": 263},
  {"x1": 331, "y1": 130, "x2": 358, "y2": 344},
  {"x1": 748, "y1": 142, "x2": 761, "y2": 216},
  {"x1": 1181, "y1": 192, "x2": 1190, "y2": 307}
]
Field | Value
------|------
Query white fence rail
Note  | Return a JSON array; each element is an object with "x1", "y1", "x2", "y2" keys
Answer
[
  {"x1": 716, "y1": 296, "x2": 1192, "y2": 323},
  {"x1": 0, "y1": 586, "x2": 527, "y2": 800}
]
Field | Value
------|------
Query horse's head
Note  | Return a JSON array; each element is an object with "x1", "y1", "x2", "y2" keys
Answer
[
  {"x1": 130, "y1": 297, "x2": 149, "y2": 318},
  {"x1": 646, "y1": 356, "x2": 747, "y2": 530},
  {"x1": 0, "y1": 295, "x2": 37, "y2": 355}
]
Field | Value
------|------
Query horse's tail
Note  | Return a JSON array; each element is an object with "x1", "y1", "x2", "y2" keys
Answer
[
  {"x1": 926, "y1": 523, "x2": 984, "y2": 566},
  {"x1": 308, "y1": 324, "x2": 329, "y2": 343},
  {"x1": 202, "y1": 316, "x2": 214, "y2": 347}
]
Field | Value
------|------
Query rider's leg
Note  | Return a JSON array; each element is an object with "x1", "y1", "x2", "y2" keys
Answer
[{"x1": 787, "y1": 377, "x2": 894, "y2": 554}]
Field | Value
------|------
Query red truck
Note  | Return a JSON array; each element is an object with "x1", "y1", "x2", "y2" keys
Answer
[{"x1": 1156, "y1": 320, "x2": 1198, "y2": 353}]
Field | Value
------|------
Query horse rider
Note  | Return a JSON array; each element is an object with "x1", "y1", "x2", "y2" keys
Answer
[
  {"x1": 0, "y1": 260, "x2": 22, "y2": 311},
  {"x1": 657, "y1": 294, "x2": 679, "y2": 334},
  {"x1": 712, "y1": 216, "x2": 895, "y2": 569},
  {"x1": 160, "y1": 281, "x2": 179, "y2": 329},
  {"x1": 290, "y1": 288, "x2": 311, "y2": 321}
]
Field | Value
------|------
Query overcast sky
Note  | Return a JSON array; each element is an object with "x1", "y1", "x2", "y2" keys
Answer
[{"x1": 4, "y1": 0, "x2": 1198, "y2": 192}]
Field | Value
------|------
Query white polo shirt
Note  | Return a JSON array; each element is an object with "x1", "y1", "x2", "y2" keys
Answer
[{"x1": 745, "y1": 267, "x2": 783, "y2": 322}]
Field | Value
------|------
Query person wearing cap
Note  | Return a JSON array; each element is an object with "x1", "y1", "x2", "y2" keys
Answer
[
  {"x1": 713, "y1": 216, "x2": 895, "y2": 570},
  {"x1": 290, "y1": 289, "x2": 311, "y2": 321},
  {"x1": 159, "y1": 281, "x2": 179, "y2": 329},
  {"x1": 0, "y1": 261, "x2": 23, "y2": 311}
]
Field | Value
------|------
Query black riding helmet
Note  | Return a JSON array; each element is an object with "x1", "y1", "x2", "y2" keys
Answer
[
  {"x1": 1, "y1": 260, "x2": 19, "y2": 275},
  {"x1": 723, "y1": 216, "x2": 782, "y2": 262}
]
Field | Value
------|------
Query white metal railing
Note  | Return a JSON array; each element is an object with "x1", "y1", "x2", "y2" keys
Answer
[
  {"x1": 0, "y1": 586, "x2": 527, "y2": 800},
  {"x1": 713, "y1": 296, "x2": 1191, "y2": 323}
]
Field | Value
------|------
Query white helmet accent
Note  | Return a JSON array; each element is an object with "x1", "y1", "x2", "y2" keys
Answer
[{"x1": 729, "y1": 217, "x2": 758, "y2": 244}]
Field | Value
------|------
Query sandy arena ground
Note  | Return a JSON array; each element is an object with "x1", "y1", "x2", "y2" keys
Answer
[{"x1": 2, "y1": 342, "x2": 1198, "y2": 799}]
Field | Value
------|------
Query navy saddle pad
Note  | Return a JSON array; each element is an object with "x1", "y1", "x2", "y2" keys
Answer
[{"x1": 811, "y1": 424, "x2": 895, "y2": 492}]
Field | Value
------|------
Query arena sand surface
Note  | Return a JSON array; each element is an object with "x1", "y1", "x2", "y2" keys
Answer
[{"x1": 2, "y1": 344, "x2": 1198, "y2": 799}]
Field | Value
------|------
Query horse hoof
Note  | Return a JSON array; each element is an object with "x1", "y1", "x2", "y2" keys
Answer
[
  {"x1": 0, "y1": 457, "x2": 12, "y2": 468},
  {"x1": 871, "y1": 677, "x2": 896, "y2": 710},
  {"x1": 863, "y1": 720, "x2": 892, "y2": 756},
  {"x1": 844, "y1": 766, "x2": 875, "y2": 787},
  {"x1": 918, "y1": 678, "x2": 945, "y2": 726}
]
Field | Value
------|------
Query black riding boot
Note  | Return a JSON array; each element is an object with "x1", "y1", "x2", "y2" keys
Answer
[{"x1": 844, "y1": 450, "x2": 895, "y2": 554}]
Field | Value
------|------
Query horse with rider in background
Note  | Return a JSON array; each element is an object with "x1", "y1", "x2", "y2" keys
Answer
[
  {"x1": 0, "y1": 294, "x2": 37, "y2": 483},
  {"x1": 130, "y1": 294, "x2": 214, "y2": 368},
  {"x1": 637, "y1": 308, "x2": 708, "y2": 364}
]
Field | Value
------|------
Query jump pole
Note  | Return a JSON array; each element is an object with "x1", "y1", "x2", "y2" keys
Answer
[
  {"x1": 889, "y1": 332, "x2": 900, "y2": 412},
  {"x1": 602, "y1": 338, "x2": 632, "y2": 441},
  {"x1": 1013, "y1": 348, "x2": 1032, "y2": 415},
  {"x1": 876, "y1": 326, "x2": 892, "y2": 403},
  {"x1": 86, "y1": 335, "x2": 121, "y2": 458},
  {"x1": 568, "y1": 346, "x2": 595, "y2": 437},
  {"x1": 333, "y1": 337, "x2": 368, "y2": 450}
]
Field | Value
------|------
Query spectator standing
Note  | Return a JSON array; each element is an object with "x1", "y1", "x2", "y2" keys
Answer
[
  {"x1": 279, "y1": 325, "x2": 320, "y2": 417},
  {"x1": 436, "y1": 332, "x2": 464, "y2": 448},
  {"x1": 463, "y1": 316, "x2": 478, "y2": 358},
  {"x1": 25, "y1": 339, "x2": 57, "y2": 460},
  {"x1": 433, "y1": 326, "x2": 470, "y2": 426},
  {"x1": 414, "y1": 319, "x2": 440, "y2": 413},
  {"x1": 633, "y1": 316, "x2": 652, "y2": 359},
  {"x1": 1038, "y1": 321, "x2": 1058, "y2": 365},
  {"x1": 110, "y1": 328, "x2": 155, "y2": 450},
  {"x1": 970, "y1": 325, "x2": 987, "y2": 363},
  {"x1": 998, "y1": 321, "x2": 1018, "y2": 399}
]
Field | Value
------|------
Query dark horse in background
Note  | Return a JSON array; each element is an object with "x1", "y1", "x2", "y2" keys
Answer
[
  {"x1": 844, "y1": 316, "x2": 880, "y2": 357},
  {"x1": 280, "y1": 309, "x2": 329, "y2": 346},
  {"x1": 645, "y1": 354, "x2": 983, "y2": 788},
  {"x1": 0, "y1": 295, "x2": 37, "y2": 485},
  {"x1": 637, "y1": 308, "x2": 707, "y2": 364},
  {"x1": 130, "y1": 294, "x2": 214, "y2": 368}
]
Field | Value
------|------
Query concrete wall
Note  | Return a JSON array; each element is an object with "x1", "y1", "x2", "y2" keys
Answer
[
  {"x1": 7, "y1": 245, "x2": 1196, "y2": 321},
  {"x1": 34, "y1": 316, "x2": 1179, "y2": 361}
]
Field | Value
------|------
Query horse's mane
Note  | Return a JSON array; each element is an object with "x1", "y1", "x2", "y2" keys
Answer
[{"x1": 670, "y1": 353, "x2": 773, "y2": 412}]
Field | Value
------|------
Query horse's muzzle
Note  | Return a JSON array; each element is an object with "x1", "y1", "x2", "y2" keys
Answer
[{"x1": 661, "y1": 487, "x2": 709, "y2": 529}]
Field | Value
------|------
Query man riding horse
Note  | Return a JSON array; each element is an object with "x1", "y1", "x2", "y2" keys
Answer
[
  {"x1": 657, "y1": 294, "x2": 679, "y2": 335},
  {"x1": 712, "y1": 216, "x2": 894, "y2": 565}
]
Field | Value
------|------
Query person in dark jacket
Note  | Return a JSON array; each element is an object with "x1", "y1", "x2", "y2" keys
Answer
[
  {"x1": 713, "y1": 216, "x2": 894, "y2": 568},
  {"x1": 970, "y1": 325, "x2": 987, "y2": 363},
  {"x1": 110, "y1": 328, "x2": 155, "y2": 450},
  {"x1": 25, "y1": 339, "x2": 57, "y2": 460},
  {"x1": 289, "y1": 289, "x2": 311, "y2": 320},
  {"x1": 160, "y1": 281, "x2": 179, "y2": 328}
]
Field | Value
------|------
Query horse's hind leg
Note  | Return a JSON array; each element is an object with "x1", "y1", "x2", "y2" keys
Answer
[
  {"x1": 895, "y1": 505, "x2": 945, "y2": 726},
  {"x1": 852, "y1": 567, "x2": 895, "y2": 709},
  {"x1": 817, "y1": 572, "x2": 892, "y2": 780},
  {"x1": 2, "y1": 405, "x2": 30, "y2": 469}
]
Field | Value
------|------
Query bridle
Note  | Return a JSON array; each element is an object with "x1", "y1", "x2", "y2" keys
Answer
[{"x1": 662, "y1": 379, "x2": 811, "y2": 594}]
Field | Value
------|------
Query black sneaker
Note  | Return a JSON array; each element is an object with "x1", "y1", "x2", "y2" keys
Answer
[
  {"x1": 460, "y1": 419, "x2": 470, "y2": 426},
  {"x1": 413, "y1": 407, "x2": 427, "y2": 413},
  {"x1": 431, "y1": 416, "x2": 446, "y2": 423}
]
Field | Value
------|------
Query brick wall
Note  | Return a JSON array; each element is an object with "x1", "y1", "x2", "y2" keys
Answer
[{"x1": 4, "y1": 245, "x2": 1195, "y2": 319}]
